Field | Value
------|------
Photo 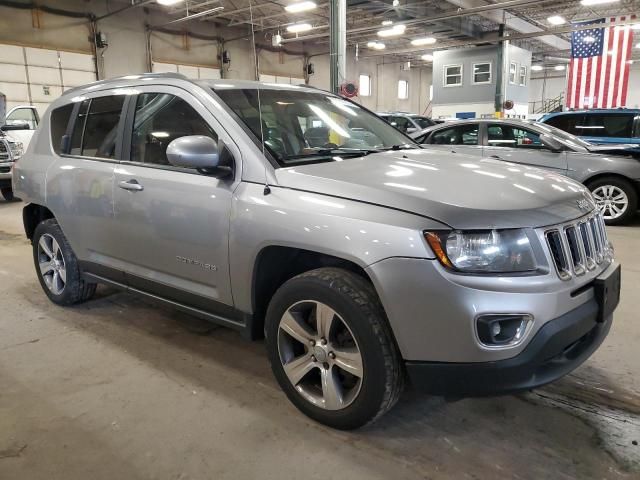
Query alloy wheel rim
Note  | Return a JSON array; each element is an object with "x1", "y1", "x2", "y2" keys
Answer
[
  {"x1": 277, "y1": 300, "x2": 363, "y2": 411},
  {"x1": 592, "y1": 185, "x2": 628, "y2": 220},
  {"x1": 37, "y1": 234, "x2": 67, "y2": 295}
]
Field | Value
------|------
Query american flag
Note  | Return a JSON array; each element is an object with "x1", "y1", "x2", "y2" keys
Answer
[{"x1": 566, "y1": 16, "x2": 635, "y2": 109}]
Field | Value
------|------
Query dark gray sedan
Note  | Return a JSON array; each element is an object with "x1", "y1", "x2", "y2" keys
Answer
[{"x1": 412, "y1": 119, "x2": 640, "y2": 225}]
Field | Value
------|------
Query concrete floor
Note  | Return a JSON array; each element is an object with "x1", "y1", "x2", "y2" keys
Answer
[{"x1": 0, "y1": 199, "x2": 638, "y2": 480}]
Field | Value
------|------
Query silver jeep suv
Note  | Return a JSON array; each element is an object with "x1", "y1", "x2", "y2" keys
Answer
[{"x1": 13, "y1": 74, "x2": 621, "y2": 429}]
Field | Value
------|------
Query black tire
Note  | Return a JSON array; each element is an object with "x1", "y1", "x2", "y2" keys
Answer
[
  {"x1": 32, "y1": 218, "x2": 96, "y2": 305},
  {"x1": 586, "y1": 176, "x2": 638, "y2": 226},
  {"x1": 265, "y1": 267, "x2": 403, "y2": 430},
  {"x1": 1, "y1": 186, "x2": 15, "y2": 202}
]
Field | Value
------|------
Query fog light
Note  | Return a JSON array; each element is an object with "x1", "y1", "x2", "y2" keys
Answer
[{"x1": 476, "y1": 314, "x2": 532, "y2": 347}]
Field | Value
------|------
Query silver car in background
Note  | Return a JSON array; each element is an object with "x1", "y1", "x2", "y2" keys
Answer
[
  {"x1": 413, "y1": 119, "x2": 640, "y2": 225},
  {"x1": 13, "y1": 74, "x2": 621, "y2": 429}
]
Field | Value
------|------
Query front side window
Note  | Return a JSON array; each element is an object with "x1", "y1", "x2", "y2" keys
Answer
[
  {"x1": 359, "y1": 74, "x2": 371, "y2": 97},
  {"x1": 472, "y1": 62, "x2": 492, "y2": 84},
  {"x1": 6, "y1": 107, "x2": 39, "y2": 129},
  {"x1": 70, "y1": 95, "x2": 124, "y2": 159},
  {"x1": 130, "y1": 93, "x2": 218, "y2": 166},
  {"x1": 412, "y1": 116, "x2": 435, "y2": 129},
  {"x1": 487, "y1": 124, "x2": 542, "y2": 149},
  {"x1": 444, "y1": 65, "x2": 462, "y2": 87},
  {"x1": 214, "y1": 87, "x2": 415, "y2": 166},
  {"x1": 575, "y1": 114, "x2": 634, "y2": 138},
  {"x1": 519, "y1": 65, "x2": 527, "y2": 86},
  {"x1": 509, "y1": 62, "x2": 517, "y2": 84},
  {"x1": 390, "y1": 116, "x2": 411, "y2": 133},
  {"x1": 429, "y1": 124, "x2": 479, "y2": 145},
  {"x1": 544, "y1": 114, "x2": 583, "y2": 136},
  {"x1": 397, "y1": 80, "x2": 409, "y2": 99}
]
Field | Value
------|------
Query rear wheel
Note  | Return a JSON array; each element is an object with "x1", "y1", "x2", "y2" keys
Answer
[
  {"x1": 265, "y1": 267, "x2": 403, "y2": 430},
  {"x1": 587, "y1": 177, "x2": 637, "y2": 225},
  {"x1": 32, "y1": 219, "x2": 96, "y2": 305}
]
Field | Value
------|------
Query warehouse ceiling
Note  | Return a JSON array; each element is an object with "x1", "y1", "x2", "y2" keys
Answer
[{"x1": 145, "y1": 0, "x2": 640, "y2": 66}]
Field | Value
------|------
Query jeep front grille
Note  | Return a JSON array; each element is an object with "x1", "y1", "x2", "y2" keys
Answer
[
  {"x1": 0, "y1": 140, "x2": 9, "y2": 162},
  {"x1": 544, "y1": 211, "x2": 609, "y2": 280}
]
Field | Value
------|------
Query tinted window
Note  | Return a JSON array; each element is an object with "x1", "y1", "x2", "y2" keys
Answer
[
  {"x1": 413, "y1": 116, "x2": 435, "y2": 129},
  {"x1": 487, "y1": 124, "x2": 542, "y2": 149},
  {"x1": 390, "y1": 116, "x2": 411, "y2": 132},
  {"x1": 429, "y1": 125, "x2": 479, "y2": 145},
  {"x1": 131, "y1": 93, "x2": 217, "y2": 166},
  {"x1": 575, "y1": 114, "x2": 634, "y2": 138},
  {"x1": 50, "y1": 104, "x2": 73, "y2": 154},
  {"x1": 70, "y1": 96, "x2": 124, "y2": 158},
  {"x1": 544, "y1": 114, "x2": 583, "y2": 135}
]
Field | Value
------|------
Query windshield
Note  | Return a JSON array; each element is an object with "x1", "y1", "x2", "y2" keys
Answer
[
  {"x1": 412, "y1": 116, "x2": 435, "y2": 129},
  {"x1": 214, "y1": 87, "x2": 416, "y2": 165},
  {"x1": 523, "y1": 120, "x2": 592, "y2": 150}
]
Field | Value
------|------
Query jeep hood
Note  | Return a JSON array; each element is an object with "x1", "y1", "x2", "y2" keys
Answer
[{"x1": 275, "y1": 149, "x2": 594, "y2": 229}]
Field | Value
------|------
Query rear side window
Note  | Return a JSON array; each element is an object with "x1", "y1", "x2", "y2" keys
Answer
[
  {"x1": 50, "y1": 104, "x2": 73, "y2": 154},
  {"x1": 575, "y1": 114, "x2": 634, "y2": 138},
  {"x1": 487, "y1": 124, "x2": 542, "y2": 149},
  {"x1": 429, "y1": 125, "x2": 479, "y2": 145},
  {"x1": 70, "y1": 95, "x2": 125, "y2": 159},
  {"x1": 544, "y1": 114, "x2": 582, "y2": 135},
  {"x1": 130, "y1": 93, "x2": 217, "y2": 167}
]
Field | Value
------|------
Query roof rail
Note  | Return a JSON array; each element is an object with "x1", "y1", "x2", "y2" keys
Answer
[{"x1": 63, "y1": 72, "x2": 190, "y2": 96}]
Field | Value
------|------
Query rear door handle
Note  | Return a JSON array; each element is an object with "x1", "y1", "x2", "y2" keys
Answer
[{"x1": 118, "y1": 179, "x2": 144, "y2": 192}]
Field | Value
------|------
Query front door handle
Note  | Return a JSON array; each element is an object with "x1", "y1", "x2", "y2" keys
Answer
[
  {"x1": 118, "y1": 179, "x2": 144, "y2": 192},
  {"x1": 489, "y1": 154, "x2": 501, "y2": 159}
]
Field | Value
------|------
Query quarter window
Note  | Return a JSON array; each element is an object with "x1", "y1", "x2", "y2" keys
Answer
[
  {"x1": 50, "y1": 104, "x2": 73, "y2": 154},
  {"x1": 130, "y1": 93, "x2": 217, "y2": 167},
  {"x1": 487, "y1": 124, "x2": 542, "y2": 149},
  {"x1": 444, "y1": 65, "x2": 463, "y2": 87},
  {"x1": 472, "y1": 62, "x2": 492, "y2": 84},
  {"x1": 70, "y1": 95, "x2": 124, "y2": 159},
  {"x1": 519, "y1": 65, "x2": 527, "y2": 86},
  {"x1": 429, "y1": 124, "x2": 479, "y2": 145},
  {"x1": 509, "y1": 62, "x2": 517, "y2": 84}
]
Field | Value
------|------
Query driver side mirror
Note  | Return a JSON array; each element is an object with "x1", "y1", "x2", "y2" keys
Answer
[
  {"x1": 166, "y1": 136, "x2": 233, "y2": 178},
  {"x1": 540, "y1": 133, "x2": 565, "y2": 153},
  {"x1": 406, "y1": 127, "x2": 417, "y2": 134},
  {"x1": 1, "y1": 122, "x2": 30, "y2": 131}
]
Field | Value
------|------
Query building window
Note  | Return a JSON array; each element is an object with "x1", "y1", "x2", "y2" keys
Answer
[
  {"x1": 472, "y1": 62, "x2": 492, "y2": 84},
  {"x1": 519, "y1": 65, "x2": 527, "y2": 86},
  {"x1": 398, "y1": 80, "x2": 409, "y2": 99},
  {"x1": 359, "y1": 74, "x2": 371, "y2": 96},
  {"x1": 509, "y1": 62, "x2": 517, "y2": 84},
  {"x1": 443, "y1": 64, "x2": 463, "y2": 87}
]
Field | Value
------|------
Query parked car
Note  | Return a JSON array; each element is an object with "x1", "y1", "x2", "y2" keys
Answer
[
  {"x1": 539, "y1": 109, "x2": 640, "y2": 149},
  {"x1": 414, "y1": 119, "x2": 640, "y2": 225},
  {"x1": 2, "y1": 105, "x2": 39, "y2": 151},
  {"x1": 377, "y1": 112, "x2": 435, "y2": 134},
  {"x1": 14, "y1": 74, "x2": 620, "y2": 429},
  {"x1": 0, "y1": 130, "x2": 23, "y2": 201}
]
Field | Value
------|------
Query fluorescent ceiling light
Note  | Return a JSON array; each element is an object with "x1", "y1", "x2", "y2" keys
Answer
[
  {"x1": 580, "y1": 0, "x2": 619, "y2": 5},
  {"x1": 382, "y1": 20, "x2": 393, "y2": 26},
  {"x1": 287, "y1": 23, "x2": 312, "y2": 33},
  {"x1": 378, "y1": 24, "x2": 406, "y2": 37},
  {"x1": 367, "y1": 41, "x2": 386, "y2": 50},
  {"x1": 531, "y1": 65, "x2": 544, "y2": 71},
  {"x1": 285, "y1": 1, "x2": 317, "y2": 13},
  {"x1": 547, "y1": 15, "x2": 566, "y2": 25},
  {"x1": 554, "y1": 65, "x2": 565, "y2": 71},
  {"x1": 421, "y1": 54, "x2": 434, "y2": 61},
  {"x1": 411, "y1": 37, "x2": 437, "y2": 46},
  {"x1": 157, "y1": 0, "x2": 184, "y2": 5}
]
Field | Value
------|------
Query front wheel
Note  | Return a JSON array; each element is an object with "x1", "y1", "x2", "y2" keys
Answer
[
  {"x1": 588, "y1": 177, "x2": 638, "y2": 225},
  {"x1": 265, "y1": 268, "x2": 403, "y2": 430}
]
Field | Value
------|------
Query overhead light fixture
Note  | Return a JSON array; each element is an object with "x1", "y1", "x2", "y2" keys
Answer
[
  {"x1": 392, "y1": 0, "x2": 399, "y2": 6},
  {"x1": 547, "y1": 16, "x2": 566, "y2": 25},
  {"x1": 285, "y1": 1, "x2": 317, "y2": 13},
  {"x1": 378, "y1": 24, "x2": 406, "y2": 37},
  {"x1": 382, "y1": 20, "x2": 393, "y2": 26},
  {"x1": 531, "y1": 65, "x2": 544, "y2": 71},
  {"x1": 580, "y1": 0, "x2": 619, "y2": 6},
  {"x1": 367, "y1": 41, "x2": 386, "y2": 50},
  {"x1": 411, "y1": 37, "x2": 437, "y2": 46},
  {"x1": 287, "y1": 23, "x2": 312, "y2": 33},
  {"x1": 554, "y1": 65, "x2": 565, "y2": 71},
  {"x1": 157, "y1": 0, "x2": 184, "y2": 5},
  {"x1": 421, "y1": 54, "x2": 434, "y2": 61}
]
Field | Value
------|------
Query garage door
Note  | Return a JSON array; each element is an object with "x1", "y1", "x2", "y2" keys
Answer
[
  {"x1": 259, "y1": 73, "x2": 305, "y2": 85},
  {"x1": 152, "y1": 61, "x2": 221, "y2": 80},
  {"x1": 0, "y1": 44, "x2": 96, "y2": 116}
]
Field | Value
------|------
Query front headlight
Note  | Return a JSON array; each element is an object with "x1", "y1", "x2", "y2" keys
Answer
[
  {"x1": 10, "y1": 142, "x2": 23, "y2": 160},
  {"x1": 424, "y1": 229, "x2": 537, "y2": 273}
]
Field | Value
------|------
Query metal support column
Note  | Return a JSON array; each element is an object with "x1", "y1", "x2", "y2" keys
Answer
[
  {"x1": 329, "y1": 0, "x2": 346, "y2": 94},
  {"x1": 494, "y1": 23, "x2": 505, "y2": 117}
]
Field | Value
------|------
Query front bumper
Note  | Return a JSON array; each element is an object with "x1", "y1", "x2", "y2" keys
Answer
[
  {"x1": 0, "y1": 162, "x2": 12, "y2": 187},
  {"x1": 405, "y1": 298, "x2": 611, "y2": 395}
]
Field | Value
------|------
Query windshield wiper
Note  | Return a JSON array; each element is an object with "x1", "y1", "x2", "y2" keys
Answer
[{"x1": 282, "y1": 148, "x2": 383, "y2": 160}]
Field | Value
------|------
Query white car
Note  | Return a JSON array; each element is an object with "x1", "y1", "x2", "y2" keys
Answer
[{"x1": 2, "y1": 105, "x2": 40, "y2": 150}]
